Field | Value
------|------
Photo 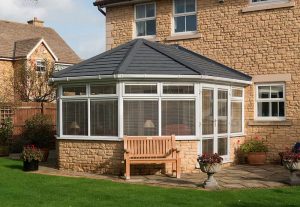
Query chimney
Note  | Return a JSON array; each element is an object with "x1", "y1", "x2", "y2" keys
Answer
[{"x1": 27, "y1": 17, "x2": 44, "y2": 27}]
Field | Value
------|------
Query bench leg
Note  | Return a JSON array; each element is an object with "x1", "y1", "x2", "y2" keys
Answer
[
  {"x1": 172, "y1": 162, "x2": 175, "y2": 177},
  {"x1": 125, "y1": 160, "x2": 130, "y2": 180},
  {"x1": 176, "y1": 158, "x2": 181, "y2": 179}
]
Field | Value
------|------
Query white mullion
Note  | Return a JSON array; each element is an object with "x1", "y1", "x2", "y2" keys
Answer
[
  {"x1": 213, "y1": 87, "x2": 218, "y2": 154},
  {"x1": 227, "y1": 87, "x2": 231, "y2": 161},
  {"x1": 118, "y1": 82, "x2": 124, "y2": 139},
  {"x1": 59, "y1": 87, "x2": 63, "y2": 137}
]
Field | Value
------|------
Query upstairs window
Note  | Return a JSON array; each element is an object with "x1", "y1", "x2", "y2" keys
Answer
[
  {"x1": 135, "y1": 3, "x2": 156, "y2": 37},
  {"x1": 174, "y1": 0, "x2": 197, "y2": 33},
  {"x1": 36, "y1": 60, "x2": 46, "y2": 72},
  {"x1": 256, "y1": 84, "x2": 285, "y2": 120}
]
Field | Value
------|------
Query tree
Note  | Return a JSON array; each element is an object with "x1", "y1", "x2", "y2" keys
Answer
[{"x1": 13, "y1": 59, "x2": 56, "y2": 103}]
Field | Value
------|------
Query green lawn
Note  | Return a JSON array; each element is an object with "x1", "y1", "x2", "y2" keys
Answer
[{"x1": 0, "y1": 158, "x2": 299, "y2": 207}]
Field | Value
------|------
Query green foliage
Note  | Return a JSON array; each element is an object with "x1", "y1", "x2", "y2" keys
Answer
[
  {"x1": 23, "y1": 114, "x2": 53, "y2": 148},
  {"x1": 0, "y1": 118, "x2": 13, "y2": 145},
  {"x1": 240, "y1": 139, "x2": 268, "y2": 153},
  {"x1": 20, "y1": 145, "x2": 43, "y2": 162}
]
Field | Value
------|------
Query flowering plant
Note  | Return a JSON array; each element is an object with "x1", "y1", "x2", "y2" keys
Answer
[
  {"x1": 197, "y1": 153, "x2": 223, "y2": 165},
  {"x1": 279, "y1": 151, "x2": 300, "y2": 163},
  {"x1": 20, "y1": 145, "x2": 43, "y2": 162},
  {"x1": 240, "y1": 137, "x2": 268, "y2": 153}
]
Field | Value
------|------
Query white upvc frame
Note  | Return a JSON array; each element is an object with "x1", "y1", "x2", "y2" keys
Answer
[
  {"x1": 172, "y1": 0, "x2": 197, "y2": 35},
  {"x1": 57, "y1": 82, "x2": 245, "y2": 148},
  {"x1": 134, "y1": 2, "x2": 156, "y2": 38},
  {"x1": 254, "y1": 83, "x2": 285, "y2": 121},
  {"x1": 35, "y1": 59, "x2": 46, "y2": 73},
  {"x1": 230, "y1": 87, "x2": 245, "y2": 137},
  {"x1": 250, "y1": 0, "x2": 289, "y2": 4},
  {"x1": 123, "y1": 82, "x2": 158, "y2": 97}
]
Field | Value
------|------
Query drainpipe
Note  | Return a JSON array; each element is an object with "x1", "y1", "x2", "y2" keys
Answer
[{"x1": 97, "y1": 5, "x2": 106, "y2": 16}]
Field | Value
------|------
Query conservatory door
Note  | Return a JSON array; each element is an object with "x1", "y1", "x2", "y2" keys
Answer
[{"x1": 201, "y1": 85, "x2": 230, "y2": 161}]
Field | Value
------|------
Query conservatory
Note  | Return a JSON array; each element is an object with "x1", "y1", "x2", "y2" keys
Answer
[{"x1": 51, "y1": 39, "x2": 252, "y2": 174}]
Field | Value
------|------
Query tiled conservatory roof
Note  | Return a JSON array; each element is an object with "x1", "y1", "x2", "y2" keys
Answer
[{"x1": 52, "y1": 38, "x2": 251, "y2": 81}]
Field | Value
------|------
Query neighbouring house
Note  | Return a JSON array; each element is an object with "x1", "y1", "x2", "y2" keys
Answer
[
  {"x1": 0, "y1": 17, "x2": 81, "y2": 123},
  {"x1": 52, "y1": 0, "x2": 299, "y2": 175}
]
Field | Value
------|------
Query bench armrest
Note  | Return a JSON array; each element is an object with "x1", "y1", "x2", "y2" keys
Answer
[
  {"x1": 172, "y1": 148, "x2": 180, "y2": 153},
  {"x1": 124, "y1": 148, "x2": 130, "y2": 153}
]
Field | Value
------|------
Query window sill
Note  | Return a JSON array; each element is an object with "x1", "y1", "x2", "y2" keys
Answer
[
  {"x1": 248, "y1": 120, "x2": 292, "y2": 126},
  {"x1": 56, "y1": 136, "x2": 123, "y2": 141},
  {"x1": 135, "y1": 36, "x2": 159, "y2": 42},
  {"x1": 166, "y1": 33, "x2": 202, "y2": 41},
  {"x1": 242, "y1": 1, "x2": 295, "y2": 13}
]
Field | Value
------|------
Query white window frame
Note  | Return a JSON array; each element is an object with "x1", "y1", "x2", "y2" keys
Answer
[
  {"x1": 230, "y1": 87, "x2": 244, "y2": 136},
  {"x1": 61, "y1": 84, "x2": 88, "y2": 98},
  {"x1": 254, "y1": 83, "x2": 285, "y2": 121},
  {"x1": 172, "y1": 0, "x2": 197, "y2": 35},
  {"x1": 134, "y1": 2, "x2": 156, "y2": 38},
  {"x1": 250, "y1": 0, "x2": 289, "y2": 4},
  {"x1": 90, "y1": 83, "x2": 118, "y2": 98},
  {"x1": 123, "y1": 83, "x2": 159, "y2": 97},
  {"x1": 36, "y1": 59, "x2": 46, "y2": 73}
]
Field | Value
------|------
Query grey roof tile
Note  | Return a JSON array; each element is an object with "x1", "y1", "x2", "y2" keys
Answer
[{"x1": 53, "y1": 39, "x2": 251, "y2": 81}]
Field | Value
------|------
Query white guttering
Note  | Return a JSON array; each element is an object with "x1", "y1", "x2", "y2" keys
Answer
[
  {"x1": 50, "y1": 74, "x2": 252, "y2": 85},
  {"x1": 104, "y1": 0, "x2": 152, "y2": 7}
]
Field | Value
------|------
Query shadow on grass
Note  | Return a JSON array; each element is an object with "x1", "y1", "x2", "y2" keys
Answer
[{"x1": 4, "y1": 164, "x2": 23, "y2": 170}]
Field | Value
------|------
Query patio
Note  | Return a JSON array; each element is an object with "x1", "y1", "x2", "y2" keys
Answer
[{"x1": 36, "y1": 161, "x2": 292, "y2": 190}]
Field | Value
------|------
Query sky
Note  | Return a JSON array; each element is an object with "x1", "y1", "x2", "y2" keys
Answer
[{"x1": 0, "y1": 0, "x2": 106, "y2": 60}]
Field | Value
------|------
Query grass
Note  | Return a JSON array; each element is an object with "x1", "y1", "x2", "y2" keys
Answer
[{"x1": 0, "y1": 158, "x2": 299, "y2": 207}]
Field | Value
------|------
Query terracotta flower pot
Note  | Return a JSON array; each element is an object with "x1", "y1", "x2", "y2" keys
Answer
[{"x1": 247, "y1": 152, "x2": 267, "y2": 165}]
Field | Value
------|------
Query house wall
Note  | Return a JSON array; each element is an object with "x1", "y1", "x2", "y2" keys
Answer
[
  {"x1": 0, "y1": 60, "x2": 14, "y2": 103},
  {"x1": 105, "y1": 0, "x2": 300, "y2": 162}
]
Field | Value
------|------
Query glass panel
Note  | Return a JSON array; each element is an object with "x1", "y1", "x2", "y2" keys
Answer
[
  {"x1": 232, "y1": 89, "x2": 243, "y2": 97},
  {"x1": 136, "y1": 4, "x2": 145, "y2": 19},
  {"x1": 62, "y1": 101, "x2": 88, "y2": 136},
  {"x1": 202, "y1": 89, "x2": 214, "y2": 135},
  {"x1": 271, "y1": 102, "x2": 278, "y2": 116},
  {"x1": 125, "y1": 85, "x2": 157, "y2": 94},
  {"x1": 258, "y1": 86, "x2": 270, "y2": 99},
  {"x1": 174, "y1": 0, "x2": 185, "y2": 14},
  {"x1": 136, "y1": 21, "x2": 146, "y2": 37},
  {"x1": 257, "y1": 102, "x2": 269, "y2": 117},
  {"x1": 63, "y1": 86, "x2": 86, "y2": 96},
  {"x1": 162, "y1": 100, "x2": 195, "y2": 135},
  {"x1": 90, "y1": 100, "x2": 118, "y2": 136},
  {"x1": 146, "y1": 20, "x2": 156, "y2": 36},
  {"x1": 90, "y1": 84, "x2": 116, "y2": 95},
  {"x1": 186, "y1": 15, "x2": 196, "y2": 32},
  {"x1": 186, "y1": 0, "x2": 196, "y2": 12},
  {"x1": 218, "y1": 90, "x2": 228, "y2": 134},
  {"x1": 202, "y1": 139, "x2": 213, "y2": 154},
  {"x1": 175, "y1": 16, "x2": 185, "y2": 33},
  {"x1": 218, "y1": 137, "x2": 228, "y2": 156},
  {"x1": 231, "y1": 102, "x2": 242, "y2": 133},
  {"x1": 146, "y1": 3, "x2": 155, "y2": 17},
  {"x1": 279, "y1": 102, "x2": 285, "y2": 116},
  {"x1": 123, "y1": 100, "x2": 158, "y2": 136},
  {"x1": 163, "y1": 85, "x2": 194, "y2": 94},
  {"x1": 271, "y1": 86, "x2": 283, "y2": 98}
]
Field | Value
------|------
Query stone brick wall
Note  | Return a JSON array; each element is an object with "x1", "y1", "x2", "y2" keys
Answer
[
  {"x1": 106, "y1": 0, "x2": 300, "y2": 162},
  {"x1": 0, "y1": 60, "x2": 14, "y2": 103}
]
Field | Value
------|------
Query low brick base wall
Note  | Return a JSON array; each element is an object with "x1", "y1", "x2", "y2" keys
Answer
[{"x1": 57, "y1": 139, "x2": 200, "y2": 175}]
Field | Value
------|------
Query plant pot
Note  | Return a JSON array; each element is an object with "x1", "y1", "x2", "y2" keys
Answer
[
  {"x1": 40, "y1": 148, "x2": 49, "y2": 162},
  {"x1": 247, "y1": 152, "x2": 266, "y2": 165},
  {"x1": 199, "y1": 163, "x2": 222, "y2": 189},
  {"x1": 283, "y1": 161, "x2": 300, "y2": 186},
  {"x1": 23, "y1": 160, "x2": 39, "y2": 171},
  {"x1": 0, "y1": 145, "x2": 9, "y2": 156}
]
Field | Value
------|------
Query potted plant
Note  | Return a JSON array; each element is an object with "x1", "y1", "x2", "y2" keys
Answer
[
  {"x1": 197, "y1": 153, "x2": 223, "y2": 189},
  {"x1": 240, "y1": 138, "x2": 268, "y2": 165},
  {"x1": 21, "y1": 145, "x2": 43, "y2": 171},
  {"x1": 0, "y1": 118, "x2": 13, "y2": 156},
  {"x1": 280, "y1": 151, "x2": 300, "y2": 185},
  {"x1": 23, "y1": 114, "x2": 53, "y2": 162}
]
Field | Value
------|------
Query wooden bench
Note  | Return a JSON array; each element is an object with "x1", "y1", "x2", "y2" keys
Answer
[{"x1": 123, "y1": 135, "x2": 181, "y2": 180}]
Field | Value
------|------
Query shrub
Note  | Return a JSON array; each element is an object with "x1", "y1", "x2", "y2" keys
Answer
[
  {"x1": 21, "y1": 145, "x2": 43, "y2": 162},
  {"x1": 279, "y1": 151, "x2": 300, "y2": 163},
  {"x1": 240, "y1": 139, "x2": 268, "y2": 153},
  {"x1": 23, "y1": 114, "x2": 53, "y2": 148},
  {"x1": 197, "y1": 153, "x2": 223, "y2": 164},
  {"x1": 0, "y1": 118, "x2": 13, "y2": 145}
]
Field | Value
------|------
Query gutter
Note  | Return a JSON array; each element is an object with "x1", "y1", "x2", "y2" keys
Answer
[{"x1": 49, "y1": 74, "x2": 252, "y2": 85}]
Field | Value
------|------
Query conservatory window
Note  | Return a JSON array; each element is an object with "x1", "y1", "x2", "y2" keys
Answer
[
  {"x1": 62, "y1": 85, "x2": 86, "y2": 96},
  {"x1": 231, "y1": 88, "x2": 243, "y2": 134},
  {"x1": 125, "y1": 84, "x2": 157, "y2": 94},
  {"x1": 161, "y1": 100, "x2": 195, "y2": 136},
  {"x1": 123, "y1": 100, "x2": 159, "y2": 136},
  {"x1": 90, "y1": 84, "x2": 116, "y2": 95},
  {"x1": 62, "y1": 101, "x2": 88, "y2": 136},
  {"x1": 163, "y1": 85, "x2": 194, "y2": 94}
]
